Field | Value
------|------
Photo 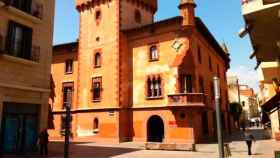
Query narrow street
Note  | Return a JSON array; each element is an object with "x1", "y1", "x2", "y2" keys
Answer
[{"x1": 2, "y1": 128, "x2": 279, "y2": 158}]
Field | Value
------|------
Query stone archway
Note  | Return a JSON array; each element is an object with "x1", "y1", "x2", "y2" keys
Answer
[{"x1": 147, "y1": 115, "x2": 164, "y2": 142}]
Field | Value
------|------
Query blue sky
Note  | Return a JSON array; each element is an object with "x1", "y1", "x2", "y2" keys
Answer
[{"x1": 54, "y1": 0, "x2": 259, "y2": 91}]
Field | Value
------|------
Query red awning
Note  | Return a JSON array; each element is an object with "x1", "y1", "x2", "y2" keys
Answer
[{"x1": 261, "y1": 92, "x2": 280, "y2": 113}]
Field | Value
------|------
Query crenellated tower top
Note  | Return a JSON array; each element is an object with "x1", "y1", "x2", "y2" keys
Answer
[{"x1": 76, "y1": 0, "x2": 157, "y2": 13}]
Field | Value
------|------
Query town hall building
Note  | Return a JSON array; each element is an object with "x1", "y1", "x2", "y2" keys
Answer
[{"x1": 49, "y1": 0, "x2": 232, "y2": 144}]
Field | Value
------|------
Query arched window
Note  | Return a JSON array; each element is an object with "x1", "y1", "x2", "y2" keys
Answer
[
  {"x1": 94, "y1": 52, "x2": 101, "y2": 68},
  {"x1": 135, "y1": 9, "x2": 141, "y2": 23},
  {"x1": 95, "y1": 9, "x2": 102, "y2": 25},
  {"x1": 93, "y1": 118, "x2": 99, "y2": 134},
  {"x1": 149, "y1": 45, "x2": 158, "y2": 61}
]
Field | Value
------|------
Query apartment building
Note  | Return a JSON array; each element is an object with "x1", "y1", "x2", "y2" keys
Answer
[
  {"x1": 227, "y1": 76, "x2": 259, "y2": 122},
  {"x1": 0, "y1": 0, "x2": 55, "y2": 153},
  {"x1": 257, "y1": 62, "x2": 280, "y2": 140},
  {"x1": 49, "y1": 0, "x2": 231, "y2": 144}
]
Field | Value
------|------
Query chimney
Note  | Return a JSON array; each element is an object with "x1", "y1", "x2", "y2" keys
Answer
[{"x1": 178, "y1": 0, "x2": 196, "y2": 26}]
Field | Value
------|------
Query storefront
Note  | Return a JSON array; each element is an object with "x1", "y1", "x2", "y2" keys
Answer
[{"x1": 0, "y1": 102, "x2": 39, "y2": 153}]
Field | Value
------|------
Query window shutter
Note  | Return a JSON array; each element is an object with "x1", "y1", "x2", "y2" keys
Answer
[
  {"x1": 5, "y1": 21, "x2": 15, "y2": 55},
  {"x1": 23, "y1": 27, "x2": 32, "y2": 59}
]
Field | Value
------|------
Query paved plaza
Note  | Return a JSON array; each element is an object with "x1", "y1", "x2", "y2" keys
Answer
[{"x1": 2, "y1": 128, "x2": 279, "y2": 158}]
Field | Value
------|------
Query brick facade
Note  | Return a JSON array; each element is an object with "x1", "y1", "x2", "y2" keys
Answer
[{"x1": 50, "y1": 0, "x2": 232, "y2": 144}]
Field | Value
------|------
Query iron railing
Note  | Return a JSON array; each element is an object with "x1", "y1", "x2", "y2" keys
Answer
[
  {"x1": 1, "y1": 0, "x2": 43, "y2": 19},
  {"x1": 168, "y1": 93, "x2": 206, "y2": 107}
]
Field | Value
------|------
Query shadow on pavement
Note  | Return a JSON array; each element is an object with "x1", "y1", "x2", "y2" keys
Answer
[
  {"x1": 227, "y1": 128, "x2": 271, "y2": 142},
  {"x1": 2, "y1": 142, "x2": 141, "y2": 158}
]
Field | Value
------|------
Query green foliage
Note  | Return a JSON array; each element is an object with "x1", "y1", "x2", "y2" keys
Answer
[{"x1": 229, "y1": 102, "x2": 243, "y2": 122}]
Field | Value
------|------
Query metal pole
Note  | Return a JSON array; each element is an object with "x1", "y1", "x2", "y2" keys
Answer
[
  {"x1": 213, "y1": 76, "x2": 225, "y2": 158},
  {"x1": 237, "y1": 79, "x2": 241, "y2": 104},
  {"x1": 64, "y1": 89, "x2": 71, "y2": 158}
]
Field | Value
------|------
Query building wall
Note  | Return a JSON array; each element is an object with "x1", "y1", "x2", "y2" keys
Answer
[
  {"x1": 49, "y1": 48, "x2": 78, "y2": 138},
  {"x1": 0, "y1": 0, "x2": 55, "y2": 132},
  {"x1": 258, "y1": 62, "x2": 280, "y2": 138},
  {"x1": 120, "y1": 0, "x2": 154, "y2": 30},
  {"x1": 78, "y1": 0, "x2": 119, "y2": 109},
  {"x1": 50, "y1": 0, "x2": 231, "y2": 143}
]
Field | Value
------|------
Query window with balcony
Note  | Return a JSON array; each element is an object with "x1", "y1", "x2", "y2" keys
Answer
[
  {"x1": 6, "y1": 0, "x2": 43, "y2": 19},
  {"x1": 62, "y1": 82, "x2": 73, "y2": 109},
  {"x1": 209, "y1": 56, "x2": 212, "y2": 71},
  {"x1": 198, "y1": 46, "x2": 202, "y2": 64},
  {"x1": 6, "y1": 21, "x2": 33, "y2": 60},
  {"x1": 65, "y1": 59, "x2": 73, "y2": 74},
  {"x1": 217, "y1": 65, "x2": 220, "y2": 77},
  {"x1": 199, "y1": 77, "x2": 205, "y2": 93},
  {"x1": 210, "y1": 81, "x2": 214, "y2": 100},
  {"x1": 149, "y1": 45, "x2": 159, "y2": 61},
  {"x1": 180, "y1": 74, "x2": 192, "y2": 93},
  {"x1": 147, "y1": 76, "x2": 162, "y2": 98},
  {"x1": 92, "y1": 77, "x2": 102, "y2": 102}
]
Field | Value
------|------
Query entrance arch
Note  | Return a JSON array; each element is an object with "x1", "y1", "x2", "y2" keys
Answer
[{"x1": 147, "y1": 115, "x2": 164, "y2": 142}]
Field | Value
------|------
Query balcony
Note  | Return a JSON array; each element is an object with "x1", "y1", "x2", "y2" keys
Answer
[
  {"x1": 0, "y1": 35, "x2": 40, "y2": 64},
  {"x1": 0, "y1": 0, "x2": 43, "y2": 24},
  {"x1": 167, "y1": 93, "x2": 206, "y2": 108}
]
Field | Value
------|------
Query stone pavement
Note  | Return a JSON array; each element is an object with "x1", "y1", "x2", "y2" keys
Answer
[{"x1": 2, "y1": 128, "x2": 279, "y2": 158}]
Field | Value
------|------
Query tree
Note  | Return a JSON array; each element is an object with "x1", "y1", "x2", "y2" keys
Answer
[{"x1": 229, "y1": 102, "x2": 243, "y2": 127}]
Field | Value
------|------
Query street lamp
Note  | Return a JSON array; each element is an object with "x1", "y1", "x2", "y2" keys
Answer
[
  {"x1": 213, "y1": 76, "x2": 225, "y2": 158},
  {"x1": 64, "y1": 89, "x2": 72, "y2": 158}
]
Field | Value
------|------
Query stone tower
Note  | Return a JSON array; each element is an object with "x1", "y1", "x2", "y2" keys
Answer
[{"x1": 75, "y1": 0, "x2": 157, "y2": 141}]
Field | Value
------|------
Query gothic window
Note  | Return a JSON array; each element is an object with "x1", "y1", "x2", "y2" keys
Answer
[{"x1": 147, "y1": 76, "x2": 162, "y2": 98}]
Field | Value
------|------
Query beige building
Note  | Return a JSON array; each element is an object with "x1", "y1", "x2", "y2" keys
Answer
[
  {"x1": 227, "y1": 76, "x2": 259, "y2": 121},
  {"x1": 241, "y1": 0, "x2": 280, "y2": 62},
  {"x1": 0, "y1": 0, "x2": 55, "y2": 153},
  {"x1": 257, "y1": 62, "x2": 280, "y2": 139}
]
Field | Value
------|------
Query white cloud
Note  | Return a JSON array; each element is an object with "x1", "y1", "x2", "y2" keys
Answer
[{"x1": 227, "y1": 65, "x2": 259, "y2": 92}]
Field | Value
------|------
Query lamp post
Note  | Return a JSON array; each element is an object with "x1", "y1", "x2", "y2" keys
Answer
[
  {"x1": 213, "y1": 76, "x2": 225, "y2": 158},
  {"x1": 64, "y1": 89, "x2": 72, "y2": 158}
]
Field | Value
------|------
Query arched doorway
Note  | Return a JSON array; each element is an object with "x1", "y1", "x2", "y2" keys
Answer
[{"x1": 147, "y1": 115, "x2": 164, "y2": 142}]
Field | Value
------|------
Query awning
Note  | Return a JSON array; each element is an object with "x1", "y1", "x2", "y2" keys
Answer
[{"x1": 261, "y1": 92, "x2": 280, "y2": 113}]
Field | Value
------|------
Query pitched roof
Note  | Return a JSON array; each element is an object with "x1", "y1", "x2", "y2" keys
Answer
[{"x1": 53, "y1": 42, "x2": 78, "y2": 54}]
